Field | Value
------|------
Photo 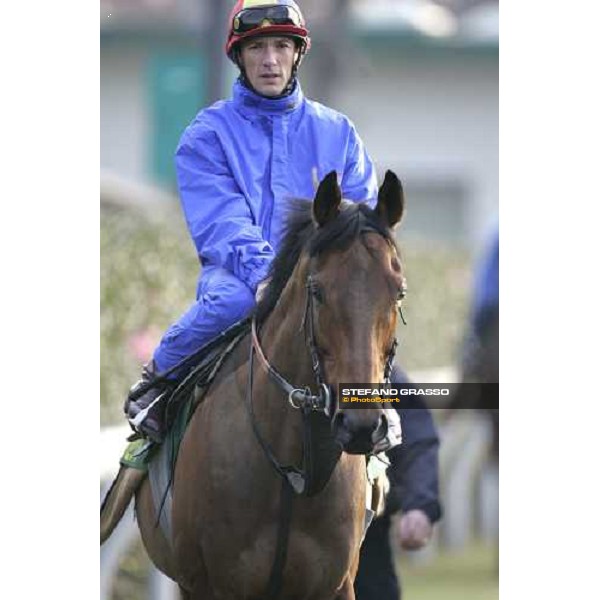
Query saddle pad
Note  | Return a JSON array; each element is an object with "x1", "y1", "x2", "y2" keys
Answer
[{"x1": 120, "y1": 438, "x2": 155, "y2": 471}]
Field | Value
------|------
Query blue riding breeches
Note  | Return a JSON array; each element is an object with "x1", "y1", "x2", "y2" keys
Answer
[{"x1": 152, "y1": 266, "x2": 256, "y2": 375}]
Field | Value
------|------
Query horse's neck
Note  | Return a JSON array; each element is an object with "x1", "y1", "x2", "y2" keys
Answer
[{"x1": 259, "y1": 286, "x2": 315, "y2": 389}]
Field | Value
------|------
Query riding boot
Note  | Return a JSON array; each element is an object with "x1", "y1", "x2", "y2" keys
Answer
[{"x1": 123, "y1": 361, "x2": 174, "y2": 444}]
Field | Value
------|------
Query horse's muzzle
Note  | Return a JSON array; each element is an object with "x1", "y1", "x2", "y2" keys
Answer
[{"x1": 332, "y1": 412, "x2": 389, "y2": 455}]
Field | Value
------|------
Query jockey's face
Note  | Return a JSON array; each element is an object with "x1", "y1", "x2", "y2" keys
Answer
[{"x1": 240, "y1": 36, "x2": 299, "y2": 96}]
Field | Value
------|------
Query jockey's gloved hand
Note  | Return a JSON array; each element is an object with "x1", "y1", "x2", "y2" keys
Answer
[{"x1": 124, "y1": 361, "x2": 173, "y2": 443}]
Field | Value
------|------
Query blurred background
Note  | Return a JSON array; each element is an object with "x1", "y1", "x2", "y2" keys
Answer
[{"x1": 100, "y1": 1, "x2": 498, "y2": 598}]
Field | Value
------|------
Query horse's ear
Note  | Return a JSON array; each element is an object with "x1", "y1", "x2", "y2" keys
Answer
[
  {"x1": 376, "y1": 170, "x2": 404, "y2": 228},
  {"x1": 313, "y1": 171, "x2": 342, "y2": 227}
]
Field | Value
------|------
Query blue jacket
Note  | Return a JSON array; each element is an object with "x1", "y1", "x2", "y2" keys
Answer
[
  {"x1": 153, "y1": 79, "x2": 377, "y2": 372},
  {"x1": 175, "y1": 79, "x2": 378, "y2": 294}
]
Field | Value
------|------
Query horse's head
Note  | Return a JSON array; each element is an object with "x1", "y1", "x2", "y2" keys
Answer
[{"x1": 304, "y1": 170, "x2": 406, "y2": 454}]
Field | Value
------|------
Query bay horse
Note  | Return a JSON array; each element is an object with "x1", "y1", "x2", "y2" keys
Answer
[{"x1": 107, "y1": 171, "x2": 406, "y2": 599}]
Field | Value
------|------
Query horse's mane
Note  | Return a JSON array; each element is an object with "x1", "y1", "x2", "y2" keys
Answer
[{"x1": 254, "y1": 199, "x2": 397, "y2": 323}]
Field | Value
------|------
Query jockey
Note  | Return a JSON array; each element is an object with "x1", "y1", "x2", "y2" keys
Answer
[{"x1": 124, "y1": 0, "x2": 378, "y2": 442}]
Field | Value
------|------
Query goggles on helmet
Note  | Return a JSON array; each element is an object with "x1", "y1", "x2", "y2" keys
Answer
[{"x1": 232, "y1": 5, "x2": 303, "y2": 35}]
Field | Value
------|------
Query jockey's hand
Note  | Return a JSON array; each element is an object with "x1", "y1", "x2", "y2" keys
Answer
[
  {"x1": 255, "y1": 279, "x2": 270, "y2": 303},
  {"x1": 391, "y1": 509, "x2": 433, "y2": 551}
]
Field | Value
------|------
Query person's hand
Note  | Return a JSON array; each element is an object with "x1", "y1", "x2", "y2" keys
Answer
[{"x1": 390, "y1": 509, "x2": 433, "y2": 551}]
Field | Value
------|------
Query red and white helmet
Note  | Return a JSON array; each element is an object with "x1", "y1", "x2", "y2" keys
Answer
[{"x1": 226, "y1": 0, "x2": 311, "y2": 62}]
